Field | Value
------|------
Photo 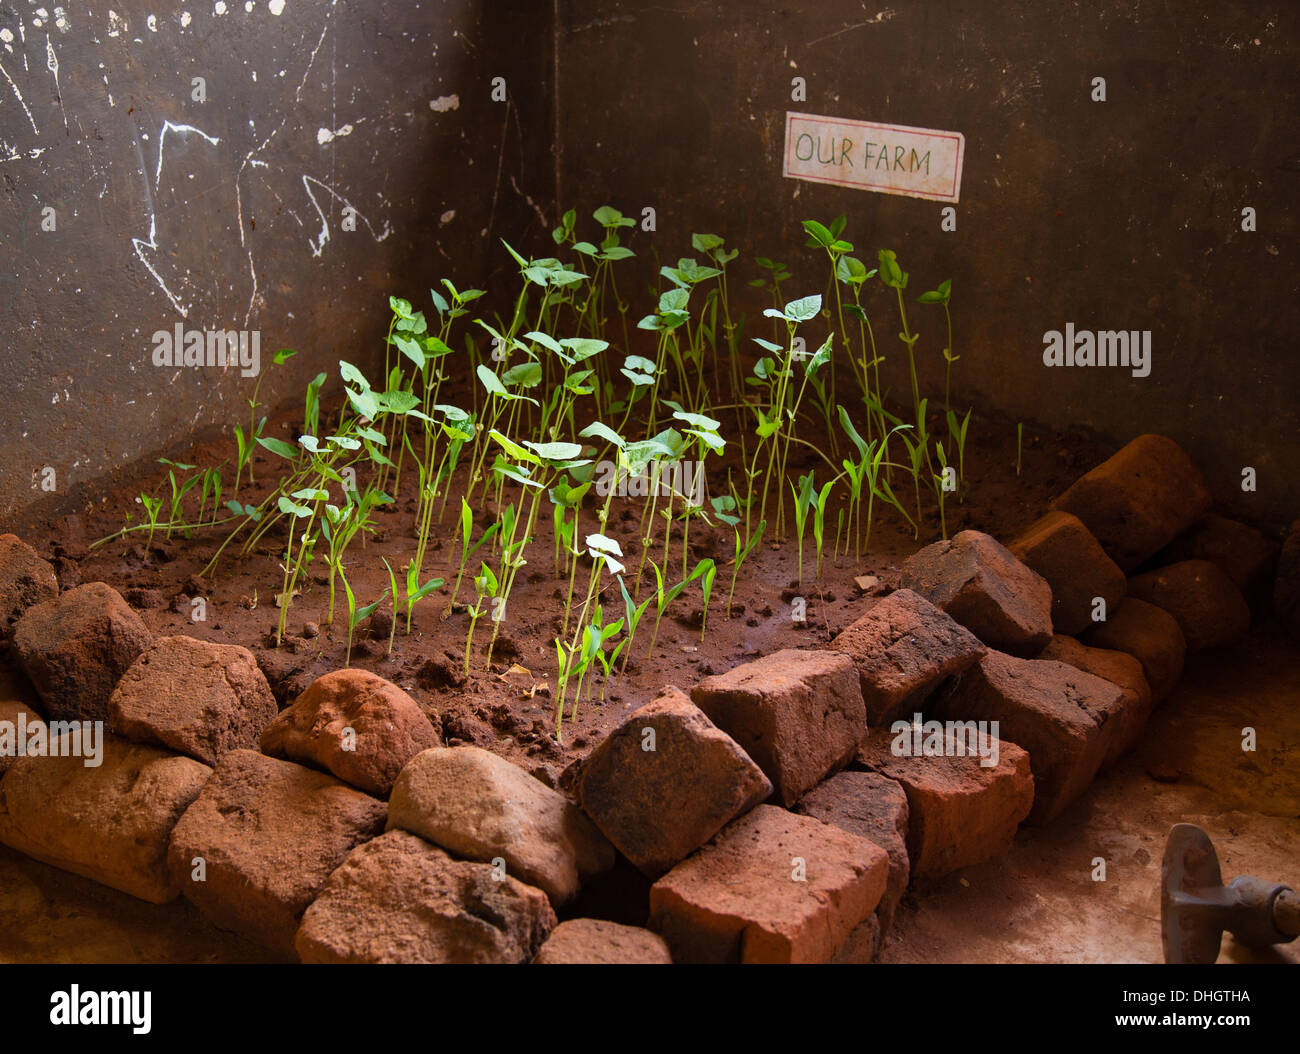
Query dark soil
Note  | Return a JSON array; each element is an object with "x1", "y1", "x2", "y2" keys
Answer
[{"x1": 9, "y1": 398, "x2": 1111, "y2": 780}]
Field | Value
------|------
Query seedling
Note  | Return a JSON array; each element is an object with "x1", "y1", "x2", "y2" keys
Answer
[
  {"x1": 728, "y1": 517, "x2": 766, "y2": 613},
  {"x1": 918, "y1": 279, "x2": 955, "y2": 410},
  {"x1": 790, "y1": 471, "x2": 816, "y2": 584},
  {"x1": 946, "y1": 408, "x2": 972, "y2": 501},
  {"x1": 380, "y1": 557, "x2": 401, "y2": 656},
  {"x1": 403, "y1": 559, "x2": 445, "y2": 634},
  {"x1": 446, "y1": 497, "x2": 500, "y2": 617},
  {"x1": 235, "y1": 347, "x2": 297, "y2": 492},
  {"x1": 465, "y1": 562, "x2": 499, "y2": 675},
  {"x1": 812, "y1": 476, "x2": 836, "y2": 578},
  {"x1": 339, "y1": 566, "x2": 387, "y2": 668}
]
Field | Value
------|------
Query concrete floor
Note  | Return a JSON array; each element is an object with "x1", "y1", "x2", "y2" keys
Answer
[
  {"x1": 882, "y1": 623, "x2": 1300, "y2": 964},
  {"x1": 1, "y1": 627, "x2": 1296, "y2": 964}
]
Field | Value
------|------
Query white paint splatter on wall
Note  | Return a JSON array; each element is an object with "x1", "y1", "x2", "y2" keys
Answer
[{"x1": 316, "y1": 123, "x2": 353, "y2": 144}]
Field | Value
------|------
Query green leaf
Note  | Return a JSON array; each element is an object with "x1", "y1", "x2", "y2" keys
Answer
[
  {"x1": 671, "y1": 408, "x2": 721, "y2": 431},
  {"x1": 524, "y1": 330, "x2": 563, "y2": 355},
  {"x1": 805, "y1": 334, "x2": 834, "y2": 376},
  {"x1": 801, "y1": 219, "x2": 834, "y2": 248},
  {"x1": 502, "y1": 361, "x2": 543, "y2": 388},
  {"x1": 381, "y1": 389, "x2": 421, "y2": 414},
  {"x1": 411, "y1": 578, "x2": 444, "y2": 602},
  {"x1": 501, "y1": 239, "x2": 529, "y2": 269},
  {"x1": 272, "y1": 348, "x2": 298, "y2": 366},
  {"x1": 495, "y1": 461, "x2": 542, "y2": 488},
  {"x1": 339, "y1": 360, "x2": 371, "y2": 390},
  {"x1": 687, "y1": 429, "x2": 725, "y2": 452},
  {"x1": 580, "y1": 420, "x2": 625, "y2": 449},
  {"x1": 525, "y1": 440, "x2": 585, "y2": 463},
  {"x1": 277, "y1": 495, "x2": 312, "y2": 518},
  {"x1": 837, "y1": 405, "x2": 870, "y2": 459},
  {"x1": 355, "y1": 593, "x2": 389, "y2": 625},
  {"x1": 490, "y1": 429, "x2": 540, "y2": 464},
  {"x1": 836, "y1": 254, "x2": 869, "y2": 285},
  {"x1": 257, "y1": 436, "x2": 300, "y2": 460},
  {"x1": 877, "y1": 249, "x2": 907, "y2": 289},
  {"x1": 477, "y1": 364, "x2": 508, "y2": 398},
  {"x1": 559, "y1": 337, "x2": 609, "y2": 362},
  {"x1": 783, "y1": 294, "x2": 822, "y2": 322}
]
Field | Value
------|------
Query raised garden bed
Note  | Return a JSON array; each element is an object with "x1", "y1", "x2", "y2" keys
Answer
[{"x1": 1, "y1": 210, "x2": 1293, "y2": 963}]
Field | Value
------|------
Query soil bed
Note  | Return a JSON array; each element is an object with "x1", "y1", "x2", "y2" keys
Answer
[{"x1": 18, "y1": 398, "x2": 1107, "y2": 782}]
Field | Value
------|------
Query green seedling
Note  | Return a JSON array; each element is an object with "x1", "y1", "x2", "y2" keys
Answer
[
  {"x1": 339, "y1": 566, "x2": 387, "y2": 668},
  {"x1": 138, "y1": 492, "x2": 163, "y2": 548},
  {"x1": 934, "y1": 442, "x2": 951, "y2": 540},
  {"x1": 945, "y1": 408, "x2": 972, "y2": 501},
  {"x1": 465, "y1": 562, "x2": 499, "y2": 675},
  {"x1": 158, "y1": 458, "x2": 200, "y2": 539},
  {"x1": 235, "y1": 347, "x2": 296, "y2": 493},
  {"x1": 646, "y1": 556, "x2": 711, "y2": 659},
  {"x1": 696, "y1": 557, "x2": 717, "y2": 641},
  {"x1": 380, "y1": 557, "x2": 400, "y2": 656},
  {"x1": 918, "y1": 279, "x2": 955, "y2": 410},
  {"x1": 274, "y1": 487, "x2": 327, "y2": 646},
  {"x1": 728, "y1": 517, "x2": 766, "y2": 613},
  {"x1": 446, "y1": 497, "x2": 501, "y2": 617},
  {"x1": 403, "y1": 559, "x2": 445, "y2": 635},
  {"x1": 555, "y1": 532, "x2": 626, "y2": 738},
  {"x1": 790, "y1": 471, "x2": 816, "y2": 584},
  {"x1": 812, "y1": 476, "x2": 836, "y2": 578},
  {"x1": 617, "y1": 573, "x2": 654, "y2": 674}
]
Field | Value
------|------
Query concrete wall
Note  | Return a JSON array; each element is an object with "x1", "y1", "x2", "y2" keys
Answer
[
  {"x1": 5, "y1": 2, "x2": 1297, "y2": 528},
  {"x1": 555, "y1": 0, "x2": 1299, "y2": 525},
  {"x1": 1, "y1": 0, "x2": 554, "y2": 525}
]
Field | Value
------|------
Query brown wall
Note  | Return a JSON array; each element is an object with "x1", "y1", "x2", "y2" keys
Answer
[
  {"x1": 555, "y1": 0, "x2": 1299, "y2": 525},
  {"x1": 5, "y1": 2, "x2": 1296, "y2": 530},
  {"x1": 1, "y1": 0, "x2": 554, "y2": 526}
]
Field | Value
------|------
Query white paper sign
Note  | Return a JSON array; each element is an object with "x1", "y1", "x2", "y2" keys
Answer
[{"x1": 783, "y1": 112, "x2": 965, "y2": 203}]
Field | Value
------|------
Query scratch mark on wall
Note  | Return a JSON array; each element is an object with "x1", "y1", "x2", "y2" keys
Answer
[
  {"x1": 45, "y1": 34, "x2": 66, "y2": 131},
  {"x1": 300, "y1": 174, "x2": 392, "y2": 257},
  {"x1": 803, "y1": 10, "x2": 896, "y2": 48},
  {"x1": 0, "y1": 59, "x2": 39, "y2": 134},
  {"x1": 236, "y1": 2, "x2": 336, "y2": 325},
  {"x1": 485, "y1": 100, "x2": 510, "y2": 237},
  {"x1": 131, "y1": 121, "x2": 222, "y2": 317},
  {"x1": 154, "y1": 120, "x2": 221, "y2": 188},
  {"x1": 510, "y1": 174, "x2": 547, "y2": 228}
]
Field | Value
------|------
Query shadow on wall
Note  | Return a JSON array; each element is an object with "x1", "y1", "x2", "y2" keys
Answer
[{"x1": 552, "y1": 0, "x2": 1299, "y2": 525}]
